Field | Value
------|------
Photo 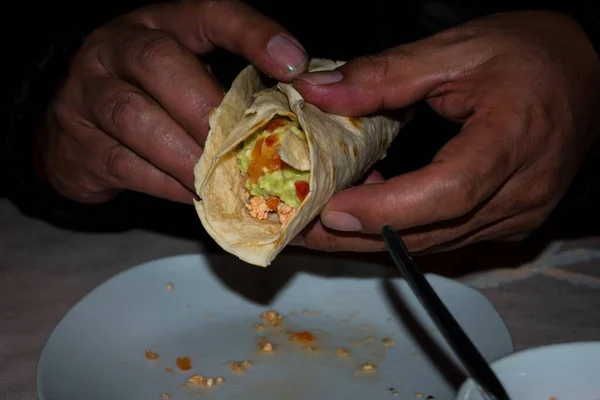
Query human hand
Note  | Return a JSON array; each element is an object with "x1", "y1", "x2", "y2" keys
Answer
[
  {"x1": 293, "y1": 11, "x2": 600, "y2": 253},
  {"x1": 40, "y1": 0, "x2": 308, "y2": 204}
]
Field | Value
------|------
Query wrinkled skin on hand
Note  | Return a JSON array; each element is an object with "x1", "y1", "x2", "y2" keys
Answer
[
  {"x1": 293, "y1": 11, "x2": 600, "y2": 254},
  {"x1": 40, "y1": 0, "x2": 308, "y2": 204}
]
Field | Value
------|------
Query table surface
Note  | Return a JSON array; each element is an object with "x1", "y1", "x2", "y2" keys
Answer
[{"x1": 1, "y1": 198, "x2": 599, "y2": 400}]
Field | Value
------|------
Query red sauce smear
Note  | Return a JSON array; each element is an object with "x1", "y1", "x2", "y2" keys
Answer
[
  {"x1": 176, "y1": 356, "x2": 192, "y2": 371},
  {"x1": 290, "y1": 331, "x2": 315, "y2": 343},
  {"x1": 265, "y1": 118, "x2": 286, "y2": 132},
  {"x1": 295, "y1": 181, "x2": 310, "y2": 202},
  {"x1": 248, "y1": 136, "x2": 282, "y2": 184}
]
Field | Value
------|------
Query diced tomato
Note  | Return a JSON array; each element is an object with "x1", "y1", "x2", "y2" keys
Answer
[
  {"x1": 266, "y1": 197, "x2": 280, "y2": 211},
  {"x1": 295, "y1": 180, "x2": 309, "y2": 202},
  {"x1": 261, "y1": 135, "x2": 280, "y2": 159},
  {"x1": 265, "y1": 118, "x2": 286, "y2": 132},
  {"x1": 247, "y1": 136, "x2": 282, "y2": 183},
  {"x1": 264, "y1": 134, "x2": 278, "y2": 147}
]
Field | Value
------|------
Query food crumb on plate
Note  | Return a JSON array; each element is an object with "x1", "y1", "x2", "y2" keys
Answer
[
  {"x1": 257, "y1": 338, "x2": 275, "y2": 353},
  {"x1": 160, "y1": 393, "x2": 170, "y2": 399},
  {"x1": 336, "y1": 347, "x2": 350, "y2": 357},
  {"x1": 145, "y1": 349, "x2": 159, "y2": 360},
  {"x1": 254, "y1": 324, "x2": 265, "y2": 331},
  {"x1": 185, "y1": 374, "x2": 225, "y2": 388},
  {"x1": 360, "y1": 362, "x2": 377, "y2": 371},
  {"x1": 290, "y1": 330, "x2": 315, "y2": 343},
  {"x1": 165, "y1": 367, "x2": 174, "y2": 373},
  {"x1": 227, "y1": 360, "x2": 253, "y2": 373},
  {"x1": 260, "y1": 309, "x2": 284, "y2": 327},
  {"x1": 166, "y1": 283, "x2": 174, "y2": 291},
  {"x1": 176, "y1": 356, "x2": 192, "y2": 371},
  {"x1": 381, "y1": 337, "x2": 394, "y2": 347}
]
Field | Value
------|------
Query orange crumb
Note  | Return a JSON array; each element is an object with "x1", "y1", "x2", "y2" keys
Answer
[{"x1": 176, "y1": 356, "x2": 192, "y2": 371}]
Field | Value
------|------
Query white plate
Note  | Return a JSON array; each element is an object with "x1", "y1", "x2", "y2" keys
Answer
[
  {"x1": 456, "y1": 341, "x2": 600, "y2": 400},
  {"x1": 37, "y1": 253, "x2": 513, "y2": 400}
]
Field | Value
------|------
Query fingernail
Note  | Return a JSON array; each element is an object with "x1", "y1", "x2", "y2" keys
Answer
[
  {"x1": 321, "y1": 211, "x2": 363, "y2": 232},
  {"x1": 267, "y1": 34, "x2": 308, "y2": 74},
  {"x1": 289, "y1": 235, "x2": 305, "y2": 246},
  {"x1": 297, "y1": 71, "x2": 343, "y2": 85}
]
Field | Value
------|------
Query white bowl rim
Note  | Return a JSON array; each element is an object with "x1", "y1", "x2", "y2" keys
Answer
[{"x1": 456, "y1": 340, "x2": 600, "y2": 398}]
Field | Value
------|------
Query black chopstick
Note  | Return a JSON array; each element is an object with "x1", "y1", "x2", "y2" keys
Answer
[{"x1": 382, "y1": 226, "x2": 510, "y2": 400}]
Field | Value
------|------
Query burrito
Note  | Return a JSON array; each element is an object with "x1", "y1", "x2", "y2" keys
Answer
[{"x1": 194, "y1": 59, "x2": 412, "y2": 267}]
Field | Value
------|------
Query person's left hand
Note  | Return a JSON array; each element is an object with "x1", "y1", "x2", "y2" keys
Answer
[{"x1": 292, "y1": 11, "x2": 600, "y2": 253}]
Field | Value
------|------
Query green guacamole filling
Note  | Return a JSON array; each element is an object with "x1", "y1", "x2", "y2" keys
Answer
[{"x1": 236, "y1": 117, "x2": 309, "y2": 208}]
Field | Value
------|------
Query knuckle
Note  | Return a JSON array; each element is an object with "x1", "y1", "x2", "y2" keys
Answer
[
  {"x1": 48, "y1": 80, "x2": 90, "y2": 132},
  {"x1": 48, "y1": 100, "x2": 77, "y2": 133},
  {"x1": 303, "y1": 230, "x2": 343, "y2": 252},
  {"x1": 102, "y1": 145, "x2": 132, "y2": 182},
  {"x1": 105, "y1": 88, "x2": 149, "y2": 129},
  {"x1": 126, "y1": 30, "x2": 182, "y2": 72},
  {"x1": 321, "y1": 232, "x2": 344, "y2": 252},
  {"x1": 355, "y1": 53, "x2": 392, "y2": 84},
  {"x1": 456, "y1": 174, "x2": 480, "y2": 209},
  {"x1": 438, "y1": 171, "x2": 481, "y2": 219},
  {"x1": 50, "y1": 100, "x2": 72, "y2": 124}
]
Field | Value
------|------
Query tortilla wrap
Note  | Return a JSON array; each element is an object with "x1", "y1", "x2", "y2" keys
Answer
[{"x1": 193, "y1": 59, "x2": 412, "y2": 267}]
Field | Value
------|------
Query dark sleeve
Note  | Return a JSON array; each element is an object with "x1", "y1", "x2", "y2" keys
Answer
[{"x1": 2, "y1": 1, "x2": 159, "y2": 231}]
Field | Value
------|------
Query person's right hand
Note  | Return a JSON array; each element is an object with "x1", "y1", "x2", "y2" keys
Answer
[{"x1": 40, "y1": 0, "x2": 308, "y2": 204}]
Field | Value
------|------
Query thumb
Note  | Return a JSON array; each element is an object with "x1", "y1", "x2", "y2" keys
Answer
[
  {"x1": 320, "y1": 108, "x2": 517, "y2": 233},
  {"x1": 133, "y1": 0, "x2": 308, "y2": 81},
  {"x1": 293, "y1": 36, "x2": 469, "y2": 116}
]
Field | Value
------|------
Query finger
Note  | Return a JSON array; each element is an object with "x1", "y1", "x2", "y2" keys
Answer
[
  {"x1": 292, "y1": 30, "x2": 485, "y2": 116},
  {"x1": 394, "y1": 167, "x2": 554, "y2": 252},
  {"x1": 101, "y1": 142, "x2": 195, "y2": 204},
  {"x1": 289, "y1": 169, "x2": 383, "y2": 247},
  {"x1": 97, "y1": 26, "x2": 224, "y2": 145},
  {"x1": 298, "y1": 208, "x2": 540, "y2": 254},
  {"x1": 137, "y1": 0, "x2": 308, "y2": 80},
  {"x1": 293, "y1": 220, "x2": 386, "y2": 252},
  {"x1": 321, "y1": 111, "x2": 523, "y2": 234},
  {"x1": 83, "y1": 76, "x2": 202, "y2": 192},
  {"x1": 411, "y1": 208, "x2": 548, "y2": 255}
]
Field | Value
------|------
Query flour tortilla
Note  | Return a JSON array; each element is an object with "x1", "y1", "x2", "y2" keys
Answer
[{"x1": 193, "y1": 59, "x2": 412, "y2": 267}]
